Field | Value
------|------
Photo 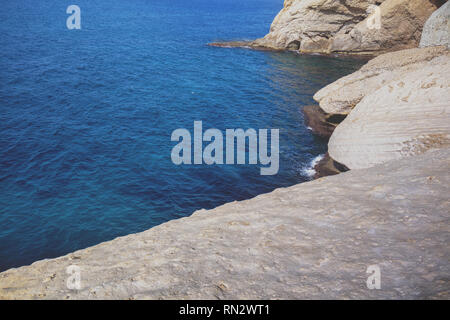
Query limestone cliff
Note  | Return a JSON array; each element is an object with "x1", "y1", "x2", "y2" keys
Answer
[
  {"x1": 215, "y1": 0, "x2": 441, "y2": 55},
  {"x1": 330, "y1": 0, "x2": 439, "y2": 54},
  {"x1": 328, "y1": 51, "x2": 450, "y2": 169},
  {"x1": 252, "y1": 0, "x2": 381, "y2": 52},
  {"x1": 313, "y1": 46, "x2": 448, "y2": 115},
  {"x1": 312, "y1": 4, "x2": 450, "y2": 171},
  {"x1": 420, "y1": 1, "x2": 450, "y2": 49}
]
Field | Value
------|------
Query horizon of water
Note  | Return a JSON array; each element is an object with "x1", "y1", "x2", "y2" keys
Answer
[{"x1": 0, "y1": 0, "x2": 367, "y2": 271}]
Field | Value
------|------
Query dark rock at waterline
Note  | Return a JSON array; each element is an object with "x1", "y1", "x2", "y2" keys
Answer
[
  {"x1": 209, "y1": 41, "x2": 252, "y2": 48},
  {"x1": 302, "y1": 105, "x2": 349, "y2": 179},
  {"x1": 314, "y1": 153, "x2": 349, "y2": 179},
  {"x1": 302, "y1": 105, "x2": 346, "y2": 140},
  {"x1": 208, "y1": 41, "x2": 283, "y2": 51}
]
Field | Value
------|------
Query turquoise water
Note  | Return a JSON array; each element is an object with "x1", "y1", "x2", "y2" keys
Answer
[{"x1": 0, "y1": 0, "x2": 366, "y2": 271}]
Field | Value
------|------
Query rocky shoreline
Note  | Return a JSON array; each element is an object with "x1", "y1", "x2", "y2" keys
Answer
[
  {"x1": 212, "y1": 1, "x2": 450, "y2": 178},
  {"x1": 1, "y1": 148, "x2": 449, "y2": 299},
  {"x1": 211, "y1": 0, "x2": 446, "y2": 55},
  {"x1": 303, "y1": 1, "x2": 449, "y2": 177},
  {"x1": 307, "y1": 44, "x2": 450, "y2": 176},
  {"x1": 1, "y1": 1, "x2": 449, "y2": 299}
]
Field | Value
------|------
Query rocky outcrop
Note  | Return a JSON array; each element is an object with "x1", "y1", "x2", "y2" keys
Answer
[
  {"x1": 420, "y1": 1, "x2": 450, "y2": 49},
  {"x1": 1, "y1": 148, "x2": 449, "y2": 299},
  {"x1": 213, "y1": 0, "x2": 440, "y2": 55},
  {"x1": 252, "y1": 0, "x2": 380, "y2": 52},
  {"x1": 328, "y1": 50, "x2": 450, "y2": 169},
  {"x1": 330, "y1": 0, "x2": 438, "y2": 54},
  {"x1": 313, "y1": 46, "x2": 448, "y2": 115}
]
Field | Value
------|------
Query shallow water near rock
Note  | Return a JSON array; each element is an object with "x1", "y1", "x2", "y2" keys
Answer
[{"x1": 0, "y1": 0, "x2": 367, "y2": 271}]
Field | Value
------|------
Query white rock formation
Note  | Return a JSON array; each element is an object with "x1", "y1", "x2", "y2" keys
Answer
[
  {"x1": 330, "y1": 0, "x2": 438, "y2": 54},
  {"x1": 252, "y1": 0, "x2": 385, "y2": 52},
  {"x1": 0, "y1": 149, "x2": 449, "y2": 299},
  {"x1": 420, "y1": 1, "x2": 450, "y2": 49},
  {"x1": 328, "y1": 52, "x2": 450, "y2": 169},
  {"x1": 251, "y1": 0, "x2": 438, "y2": 54},
  {"x1": 313, "y1": 46, "x2": 449, "y2": 115}
]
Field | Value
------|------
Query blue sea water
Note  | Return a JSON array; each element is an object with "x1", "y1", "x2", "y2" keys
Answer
[{"x1": 0, "y1": 0, "x2": 367, "y2": 271}]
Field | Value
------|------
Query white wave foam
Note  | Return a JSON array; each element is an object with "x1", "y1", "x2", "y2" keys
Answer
[{"x1": 301, "y1": 154, "x2": 324, "y2": 179}]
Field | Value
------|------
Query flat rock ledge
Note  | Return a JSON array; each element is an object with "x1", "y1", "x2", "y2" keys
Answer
[
  {"x1": 1, "y1": 149, "x2": 449, "y2": 300},
  {"x1": 208, "y1": 41, "x2": 376, "y2": 58},
  {"x1": 208, "y1": 41, "x2": 275, "y2": 51}
]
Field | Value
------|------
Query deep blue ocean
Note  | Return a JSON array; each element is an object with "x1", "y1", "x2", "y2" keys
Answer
[{"x1": 0, "y1": 0, "x2": 367, "y2": 271}]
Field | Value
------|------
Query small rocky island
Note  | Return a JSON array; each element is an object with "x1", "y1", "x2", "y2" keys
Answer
[{"x1": 1, "y1": 0, "x2": 449, "y2": 299}]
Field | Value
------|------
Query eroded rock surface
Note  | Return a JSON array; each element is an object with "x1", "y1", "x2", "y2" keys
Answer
[
  {"x1": 330, "y1": 0, "x2": 438, "y2": 54},
  {"x1": 216, "y1": 0, "x2": 439, "y2": 55},
  {"x1": 1, "y1": 149, "x2": 449, "y2": 299},
  {"x1": 420, "y1": 0, "x2": 450, "y2": 49},
  {"x1": 252, "y1": 0, "x2": 380, "y2": 52},
  {"x1": 328, "y1": 52, "x2": 450, "y2": 169},
  {"x1": 313, "y1": 46, "x2": 449, "y2": 115}
]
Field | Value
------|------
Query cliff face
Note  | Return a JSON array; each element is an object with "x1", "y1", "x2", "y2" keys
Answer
[
  {"x1": 253, "y1": 0, "x2": 379, "y2": 52},
  {"x1": 328, "y1": 50, "x2": 450, "y2": 169},
  {"x1": 304, "y1": 45, "x2": 449, "y2": 151},
  {"x1": 311, "y1": 3, "x2": 450, "y2": 171},
  {"x1": 420, "y1": 1, "x2": 450, "y2": 49},
  {"x1": 313, "y1": 46, "x2": 448, "y2": 115},
  {"x1": 330, "y1": 0, "x2": 439, "y2": 54},
  {"x1": 1, "y1": 149, "x2": 449, "y2": 299},
  {"x1": 252, "y1": 0, "x2": 439, "y2": 55}
]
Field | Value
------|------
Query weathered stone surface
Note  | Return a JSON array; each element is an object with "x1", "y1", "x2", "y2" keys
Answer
[
  {"x1": 216, "y1": 0, "x2": 439, "y2": 55},
  {"x1": 420, "y1": 1, "x2": 450, "y2": 49},
  {"x1": 330, "y1": 0, "x2": 438, "y2": 54},
  {"x1": 313, "y1": 46, "x2": 449, "y2": 115},
  {"x1": 0, "y1": 149, "x2": 449, "y2": 300},
  {"x1": 328, "y1": 53, "x2": 450, "y2": 170},
  {"x1": 251, "y1": 0, "x2": 382, "y2": 52}
]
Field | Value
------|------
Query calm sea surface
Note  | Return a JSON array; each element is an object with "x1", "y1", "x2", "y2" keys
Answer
[{"x1": 0, "y1": 0, "x2": 367, "y2": 271}]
